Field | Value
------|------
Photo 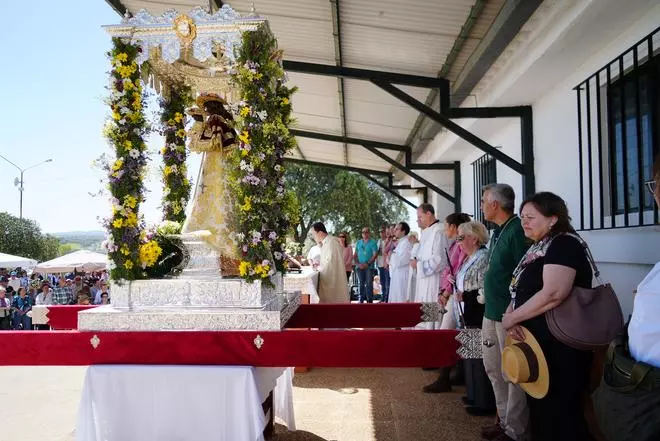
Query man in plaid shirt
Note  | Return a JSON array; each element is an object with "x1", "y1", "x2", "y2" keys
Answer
[{"x1": 51, "y1": 279, "x2": 74, "y2": 305}]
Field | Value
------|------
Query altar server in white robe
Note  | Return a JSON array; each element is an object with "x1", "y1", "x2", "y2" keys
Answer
[
  {"x1": 388, "y1": 222, "x2": 413, "y2": 303},
  {"x1": 413, "y1": 203, "x2": 449, "y2": 329},
  {"x1": 312, "y1": 222, "x2": 349, "y2": 304}
]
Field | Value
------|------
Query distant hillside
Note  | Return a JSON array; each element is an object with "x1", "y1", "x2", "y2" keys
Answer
[{"x1": 53, "y1": 231, "x2": 106, "y2": 253}]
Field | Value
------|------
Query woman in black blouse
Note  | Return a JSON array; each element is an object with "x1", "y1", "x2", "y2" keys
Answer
[{"x1": 501, "y1": 192, "x2": 593, "y2": 441}]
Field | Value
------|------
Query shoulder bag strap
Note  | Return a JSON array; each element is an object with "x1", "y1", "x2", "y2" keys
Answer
[{"x1": 563, "y1": 233, "x2": 604, "y2": 284}]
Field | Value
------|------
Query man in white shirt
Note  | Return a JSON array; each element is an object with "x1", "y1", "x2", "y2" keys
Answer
[
  {"x1": 8, "y1": 272, "x2": 21, "y2": 292},
  {"x1": 413, "y1": 203, "x2": 449, "y2": 329},
  {"x1": 306, "y1": 244, "x2": 321, "y2": 267},
  {"x1": 311, "y1": 222, "x2": 349, "y2": 304},
  {"x1": 388, "y1": 222, "x2": 412, "y2": 303},
  {"x1": 629, "y1": 154, "x2": 660, "y2": 368}
]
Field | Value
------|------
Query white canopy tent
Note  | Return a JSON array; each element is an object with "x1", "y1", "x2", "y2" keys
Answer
[
  {"x1": 34, "y1": 250, "x2": 108, "y2": 273},
  {"x1": 0, "y1": 252, "x2": 38, "y2": 269}
]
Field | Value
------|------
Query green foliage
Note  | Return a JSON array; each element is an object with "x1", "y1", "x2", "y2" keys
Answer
[
  {"x1": 0, "y1": 212, "x2": 61, "y2": 262},
  {"x1": 285, "y1": 164, "x2": 408, "y2": 245},
  {"x1": 159, "y1": 83, "x2": 193, "y2": 223},
  {"x1": 58, "y1": 243, "x2": 82, "y2": 256},
  {"x1": 102, "y1": 38, "x2": 154, "y2": 280},
  {"x1": 227, "y1": 26, "x2": 298, "y2": 283}
]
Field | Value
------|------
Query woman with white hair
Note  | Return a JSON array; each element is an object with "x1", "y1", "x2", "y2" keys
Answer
[{"x1": 452, "y1": 221, "x2": 495, "y2": 415}]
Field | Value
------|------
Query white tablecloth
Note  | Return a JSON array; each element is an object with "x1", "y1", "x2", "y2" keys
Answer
[
  {"x1": 76, "y1": 365, "x2": 295, "y2": 441},
  {"x1": 284, "y1": 268, "x2": 319, "y2": 303}
]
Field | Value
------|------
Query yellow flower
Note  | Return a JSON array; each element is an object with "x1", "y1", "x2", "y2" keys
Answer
[
  {"x1": 163, "y1": 165, "x2": 172, "y2": 176},
  {"x1": 120, "y1": 244, "x2": 130, "y2": 256},
  {"x1": 123, "y1": 79, "x2": 134, "y2": 91},
  {"x1": 112, "y1": 218, "x2": 123, "y2": 228},
  {"x1": 139, "y1": 240, "x2": 162, "y2": 268},
  {"x1": 124, "y1": 195, "x2": 137, "y2": 209},
  {"x1": 125, "y1": 212, "x2": 138, "y2": 227},
  {"x1": 112, "y1": 159, "x2": 123, "y2": 171},
  {"x1": 239, "y1": 261, "x2": 251, "y2": 277},
  {"x1": 176, "y1": 129, "x2": 186, "y2": 138},
  {"x1": 174, "y1": 112, "x2": 184, "y2": 123},
  {"x1": 172, "y1": 202, "x2": 182, "y2": 215},
  {"x1": 238, "y1": 131, "x2": 250, "y2": 144},
  {"x1": 183, "y1": 177, "x2": 190, "y2": 186},
  {"x1": 255, "y1": 73, "x2": 263, "y2": 80},
  {"x1": 241, "y1": 149, "x2": 248, "y2": 157},
  {"x1": 123, "y1": 260, "x2": 134, "y2": 270},
  {"x1": 281, "y1": 97, "x2": 289, "y2": 105},
  {"x1": 160, "y1": 146, "x2": 168, "y2": 155},
  {"x1": 240, "y1": 196, "x2": 252, "y2": 212},
  {"x1": 254, "y1": 264, "x2": 263, "y2": 275},
  {"x1": 123, "y1": 140, "x2": 132, "y2": 151},
  {"x1": 112, "y1": 111, "x2": 121, "y2": 121},
  {"x1": 115, "y1": 53, "x2": 128, "y2": 63},
  {"x1": 128, "y1": 112, "x2": 142, "y2": 123},
  {"x1": 239, "y1": 107, "x2": 250, "y2": 117}
]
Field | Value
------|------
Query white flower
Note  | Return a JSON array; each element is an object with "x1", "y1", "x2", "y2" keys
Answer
[
  {"x1": 236, "y1": 232, "x2": 245, "y2": 241},
  {"x1": 269, "y1": 231, "x2": 277, "y2": 241},
  {"x1": 163, "y1": 187, "x2": 171, "y2": 196},
  {"x1": 257, "y1": 110, "x2": 267, "y2": 121},
  {"x1": 274, "y1": 251, "x2": 283, "y2": 260},
  {"x1": 129, "y1": 149, "x2": 140, "y2": 159},
  {"x1": 262, "y1": 259, "x2": 270, "y2": 267},
  {"x1": 120, "y1": 106, "x2": 131, "y2": 115},
  {"x1": 274, "y1": 165, "x2": 282, "y2": 172},
  {"x1": 170, "y1": 164, "x2": 178, "y2": 173},
  {"x1": 242, "y1": 245, "x2": 248, "y2": 253}
]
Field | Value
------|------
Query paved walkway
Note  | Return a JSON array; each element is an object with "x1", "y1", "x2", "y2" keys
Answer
[{"x1": 2, "y1": 366, "x2": 490, "y2": 441}]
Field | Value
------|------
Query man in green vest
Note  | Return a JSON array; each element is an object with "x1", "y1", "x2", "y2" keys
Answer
[{"x1": 480, "y1": 183, "x2": 530, "y2": 441}]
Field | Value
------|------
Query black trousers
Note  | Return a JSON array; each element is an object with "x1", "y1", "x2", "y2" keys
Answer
[{"x1": 0, "y1": 315, "x2": 10, "y2": 330}]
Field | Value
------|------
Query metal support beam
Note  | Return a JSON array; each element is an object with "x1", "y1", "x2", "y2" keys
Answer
[
  {"x1": 360, "y1": 145, "x2": 454, "y2": 204},
  {"x1": 282, "y1": 60, "x2": 449, "y2": 89},
  {"x1": 408, "y1": 163, "x2": 455, "y2": 170},
  {"x1": 446, "y1": 106, "x2": 528, "y2": 119},
  {"x1": 329, "y1": 0, "x2": 349, "y2": 166},
  {"x1": 453, "y1": 161, "x2": 461, "y2": 212},
  {"x1": 284, "y1": 157, "x2": 390, "y2": 177},
  {"x1": 360, "y1": 173, "x2": 417, "y2": 209},
  {"x1": 372, "y1": 79, "x2": 525, "y2": 175},
  {"x1": 105, "y1": 0, "x2": 127, "y2": 16},
  {"x1": 520, "y1": 106, "x2": 535, "y2": 196},
  {"x1": 291, "y1": 129, "x2": 409, "y2": 152}
]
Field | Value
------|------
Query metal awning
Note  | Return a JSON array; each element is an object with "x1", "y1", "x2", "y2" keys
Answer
[{"x1": 104, "y1": 0, "x2": 540, "y2": 206}]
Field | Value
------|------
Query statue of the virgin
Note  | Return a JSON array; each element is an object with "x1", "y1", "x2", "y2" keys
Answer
[{"x1": 181, "y1": 92, "x2": 240, "y2": 276}]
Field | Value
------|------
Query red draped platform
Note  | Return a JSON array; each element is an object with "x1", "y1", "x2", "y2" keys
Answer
[{"x1": 2, "y1": 304, "x2": 460, "y2": 367}]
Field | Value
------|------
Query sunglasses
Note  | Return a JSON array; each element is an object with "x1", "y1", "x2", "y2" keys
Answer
[{"x1": 455, "y1": 235, "x2": 466, "y2": 242}]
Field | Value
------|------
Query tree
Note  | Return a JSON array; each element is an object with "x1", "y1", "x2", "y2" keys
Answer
[
  {"x1": 285, "y1": 163, "x2": 408, "y2": 247},
  {"x1": 0, "y1": 212, "x2": 61, "y2": 262}
]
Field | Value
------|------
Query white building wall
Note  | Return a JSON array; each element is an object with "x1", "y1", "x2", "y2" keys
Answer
[{"x1": 433, "y1": 1, "x2": 660, "y2": 317}]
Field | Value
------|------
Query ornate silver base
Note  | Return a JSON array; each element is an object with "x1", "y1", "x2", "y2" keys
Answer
[
  {"x1": 78, "y1": 291, "x2": 300, "y2": 331},
  {"x1": 175, "y1": 233, "x2": 222, "y2": 278}
]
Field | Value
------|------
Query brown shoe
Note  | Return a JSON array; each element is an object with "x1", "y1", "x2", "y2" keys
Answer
[{"x1": 481, "y1": 423, "x2": 504, "y2": 440}]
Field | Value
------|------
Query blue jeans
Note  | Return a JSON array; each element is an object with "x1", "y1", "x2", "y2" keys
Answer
[
  {"x1": 356, "y1": 267, "x2": 374, "y2": 303},
  {"x1": 378, "y1": 267, "x2": 390, "y2": 303},
  {"x1": 13, "y1": 312, "x2": 32, "y2": 330}
]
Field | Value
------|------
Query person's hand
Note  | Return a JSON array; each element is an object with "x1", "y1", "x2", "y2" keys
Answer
[
  {"x1": 447, "y1": 275, "x2": 455, "y2": 285},
  {"x1": 502, "y1": 313, "x2": 525, "y2": 341},
  {"x1": 439, "y1": 293, "x2": 448, "y2": 307},
  {"x1": 507, "y1": 324, "x2": 526, "y2": 342},
  {"x1": 455, "y1": 291, "x2": 463, "y2": 302},
  {"x1": 410, "y1": 260, "x2": 417, "y2": 270}
]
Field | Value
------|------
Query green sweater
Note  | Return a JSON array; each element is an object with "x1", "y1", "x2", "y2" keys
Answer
[{"x1": 484, "y1": 216, "x2": 530, "y2": 322}]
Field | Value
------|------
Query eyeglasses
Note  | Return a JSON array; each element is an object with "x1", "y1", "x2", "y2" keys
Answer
[
  {"x1": 455, "y1": 235, "x2": 465, "y2": 242},
  {"x1": 361, "y1": 230, "x2": 369, "y2": 234},
  {"x1": 645, "y1": 180, "x2": 657, "y2": 196}
]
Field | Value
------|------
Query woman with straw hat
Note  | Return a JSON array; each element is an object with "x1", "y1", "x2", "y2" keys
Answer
[{"x1": 501, "y1": 192, "x2": 593, "y2": 441}]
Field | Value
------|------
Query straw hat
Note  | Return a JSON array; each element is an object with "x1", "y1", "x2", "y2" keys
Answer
[{"x1": 502, "y1": 326, "x2": 549, "y2": 399}]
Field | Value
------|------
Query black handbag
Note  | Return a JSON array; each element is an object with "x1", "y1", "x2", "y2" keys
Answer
[{"x1": 592, "y1": 327, "x2": 660, "y2": 441}]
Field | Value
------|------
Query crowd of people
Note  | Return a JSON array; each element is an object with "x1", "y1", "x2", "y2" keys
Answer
[
  {"x1": 0, "y1": 270, "x2": 111, "y2": 330},
  {"x1": 305, "y1": 150, "x2": 660, "y2": 441}
]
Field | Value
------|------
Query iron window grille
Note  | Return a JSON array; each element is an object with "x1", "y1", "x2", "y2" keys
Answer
[
  {"x1": 574, "y1": 27, "x2": 659, "y2": 230},
  {"x1": 473, "y1": 154, "x2": 497, "y2": 226}
]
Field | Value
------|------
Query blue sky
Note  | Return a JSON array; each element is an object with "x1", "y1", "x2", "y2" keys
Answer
[{"x1": 0, "y1": 1, "x2": 200, "y2": 233}]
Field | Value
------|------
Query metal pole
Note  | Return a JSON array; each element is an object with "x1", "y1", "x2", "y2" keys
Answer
[{"x1": 19, "y1": 170, "x2": 24, "y2": 221}]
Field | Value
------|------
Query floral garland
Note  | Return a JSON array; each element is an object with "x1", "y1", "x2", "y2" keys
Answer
[
  {"x1": 159, "y1": 84, "x2": 193, "y2": 224},
  {"x1": 228, "y1": 27, "x2": 298, "y2": 284},
  {"x1": 102, "y1": 38, "x2": 161, "y2": 280}
]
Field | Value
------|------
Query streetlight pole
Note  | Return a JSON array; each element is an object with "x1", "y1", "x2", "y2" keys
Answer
[{"x1": 0, "y1": 154, "x2": 53, "y2": 220}]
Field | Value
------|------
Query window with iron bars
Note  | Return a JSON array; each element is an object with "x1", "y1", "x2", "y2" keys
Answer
[
  {"x1": 574, "y1": 27, "x2": 659, "y2": 230},
  {"x1": 473, "y1": 154, "x2": 497, "y2": 225}
]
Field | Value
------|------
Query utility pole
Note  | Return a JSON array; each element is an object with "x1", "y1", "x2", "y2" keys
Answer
[{"x1": 0, "y1": 154, "x2": 53, "y2": 220}]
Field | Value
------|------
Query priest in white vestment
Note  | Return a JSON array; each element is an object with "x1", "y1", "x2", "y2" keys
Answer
[
  {"x1": 413, "y1": 204, "x2": 449, "y2": 329},
  {"x1": 312, "y1": 222, "x2": 349, "y2": 303},
  {"x1": 388, "y1": 222, "x2": 413, "y2": 303}
]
